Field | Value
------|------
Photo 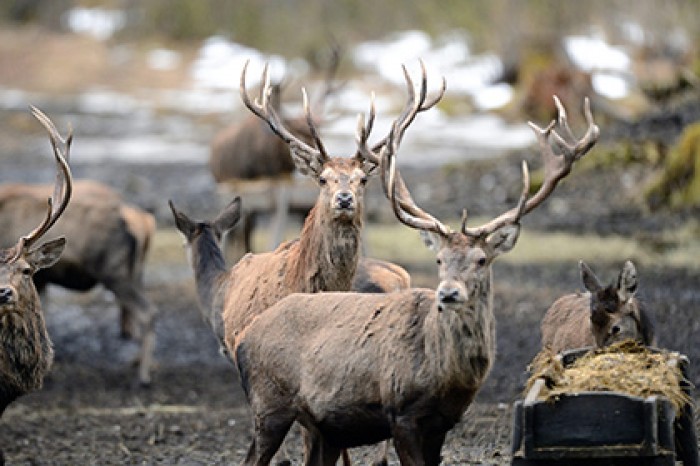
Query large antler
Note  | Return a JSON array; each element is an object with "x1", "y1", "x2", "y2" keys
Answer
[
  {"x1": 380, "y1": 142, "x2": 452, "y2": 237},
  {"x1": 240, "y1": 60, "x2": 329, "y2": 175},
  {"x1": 356, "y1": 60, "x2": 446, "y2": 167},
  {"x1": 462, "y1": 96, "x2": 599, "y2": 239},
  {"x1": 10, "y1": 106, "x2": 73, "y2": 261}
]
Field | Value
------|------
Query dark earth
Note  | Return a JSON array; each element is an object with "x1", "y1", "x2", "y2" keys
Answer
[{"x1": 0, "y1": 41, "x2": 699, "y2": 463}]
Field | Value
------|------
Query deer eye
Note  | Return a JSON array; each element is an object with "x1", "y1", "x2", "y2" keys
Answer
[
  {"x1": 436, "y1": 258, "x2": 442, "y2": 266},
  {"x1": 22, "y1": 267, "x2": 32, "y2": 276},
  {"x1": 360, "y1": 176, "x2": 368, "y2": 185},
  {"x1": 477, "y1": 257, "x2": 487, "y2": 266},
  {"x1": 319, "y1": 176, "x2": 327, "y2": 186}
]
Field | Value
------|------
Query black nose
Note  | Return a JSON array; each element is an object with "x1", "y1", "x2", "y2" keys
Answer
[
  {"x1": 438, "y1": 288, "x2": 460, "y2": 303},
  {"x1": 0, "y1": 287, "x2": 14, "y2": 304},
  {"x1": 336, "y1": 192, "x2": 353, "y2": 209}
]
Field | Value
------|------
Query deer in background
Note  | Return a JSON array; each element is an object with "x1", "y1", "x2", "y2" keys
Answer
[
  {"x1": 540, "y1": 260, "x2": 655, "y2": 353},
  {"x1": 0, "y1": 153, "x2": 157, "y2": 386},
  {"x1": 230, "y1": 96, "x2": 599, "y2": 465},
  {"x1": 209, "y1": 46, "x2": 342, "y2": 253},
  {"x1": 0, "y1": 107, "x2": 72, "y2": 462}
]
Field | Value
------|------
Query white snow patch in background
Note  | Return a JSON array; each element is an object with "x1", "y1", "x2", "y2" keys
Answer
[
  {"x1": 64, "y1": 8, "x2": 126, "y2": 40},
  {"x1": 564, "y1": 35, "x2": 630, "y2": 72}
]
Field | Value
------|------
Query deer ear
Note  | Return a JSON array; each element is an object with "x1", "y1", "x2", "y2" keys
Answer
[
  {"x1": 420, "y1": 230, "x2": 446, "y2": 252},
  {"x1": 485, "y1": 224, "x2": 520, "y2": 257},
  {"x1": 579, "y1": 261, "x2": 602, "y2": 293},
  {"x1": 27, "y1": 237, "x2": 66, "y2": 270},
  {"x1": 169, "y1": 200, "x2": 197, "y2": 241},
  {"x1": 617, "y1": 260, "x2": 638, "y2": 302},
  {"x1": 289, "y1": 142, "x2": 322, "y2": 177},
  {"x1": 213, "y1": 197, "x2": 242, "y2": 238}
]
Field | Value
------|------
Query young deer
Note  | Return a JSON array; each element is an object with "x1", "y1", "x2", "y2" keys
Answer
[
  {"x1": 540, "y1": 260, "x2": 655, "y2": 353},
  {"x1": 231, "y1": 96, "x2": 599, "y2": 465},
  {"x1": 0, "y1": 107, "x2": 72, "y2": 461}
]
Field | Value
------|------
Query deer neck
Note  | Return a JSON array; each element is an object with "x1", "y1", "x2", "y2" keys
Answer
[
  {"x1": 289, "y1": 204, "x2": 362, "y2": 292},
  {"x1": 421, "y1": 277, "x2": 496, "y2": 393},
  {"x1": 0, "y1": 300, "x2": 53, "y2": 397},
  {"x1": 190, "y1": 225, "x2": 229, "y2": 343}
]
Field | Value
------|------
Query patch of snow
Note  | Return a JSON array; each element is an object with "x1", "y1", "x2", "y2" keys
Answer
[
  {"x1": 63, "y1": 7, "x2": 126, "y2": 41},
  {"x1": 148, "y1": 49, "x2": 182, "y2": 71}
]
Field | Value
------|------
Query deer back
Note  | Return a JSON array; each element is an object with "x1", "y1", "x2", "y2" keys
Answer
[
  {"x1": 0, "y1": 181, "x2": 139, "y2": 288},
  {"x1": 352, "y1": 257, "x2": 411, "y2": 293},
  {"x1": 209, "y1": 114, "x2": 312, "y2": 183}
]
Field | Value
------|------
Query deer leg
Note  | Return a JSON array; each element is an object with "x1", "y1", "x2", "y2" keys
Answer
[
  {"x1": 303, "y1": 430, "x2": 341, "y2": 466},
  {"x1": 421, "y1": 432, "x2": 446, "y2": 466},
  {"x1": 119, "y1": 303, "x2": 136, "y2": 339},
  {"x1": 391, "y1": 418, "x2": 424, "y2": 466},
  {"x1": 244, "y1": 211, "x2": 256, "y2": 253},
  {"x1": 244, "y1": 410, "x2": 296, "y2": 466},
  {"x1": 106, "y1": 280, "x2": 158, "y2": 386},
  {"x1": 269, "y1": 183, "x2": 289, "y2": 250}
]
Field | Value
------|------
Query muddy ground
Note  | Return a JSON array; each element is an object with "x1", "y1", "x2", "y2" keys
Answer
[{"x1": 0, "y1": 136, "x2": 698, "y2": 465}]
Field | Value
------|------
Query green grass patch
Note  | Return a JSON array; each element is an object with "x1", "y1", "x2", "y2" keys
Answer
[{"x1": 150, "y1": 218, "x2": 700, "y2": 272}]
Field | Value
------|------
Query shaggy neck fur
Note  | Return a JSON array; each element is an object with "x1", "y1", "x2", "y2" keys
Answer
[
  {"x1": 0, "y1": 294, "x2": 53, "y2": 410},
  {"x1": 191, "y1": 224, "x2": 229, "y2": 343},
  {"x1": 286, "y1": 203, "x2": 362, "y2": 293},
  {"x1": 421, "y1": 273, "x2": 496, "y2": 394}
]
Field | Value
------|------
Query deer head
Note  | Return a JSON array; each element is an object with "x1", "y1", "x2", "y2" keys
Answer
[
  {"x1": 580, "y1": 260, "x2": 652, "y2": 347},
  {"x1": 378, "y1": 95, "x2": 599, "y2": 311},
  {"x1": 240, "y1": 60, "x2": 445, "y2": 225},
  {"x1": 0, "y1": 106, "x2": 72, "y2": 319}
]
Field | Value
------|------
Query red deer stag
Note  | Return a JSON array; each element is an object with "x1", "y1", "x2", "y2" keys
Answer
[
  {"x1": 0, "y1": 107, "x2": 72, "y2": 462},
  {"x1": 0, "y1": 156, "x2": 157, "y2": 387},
  {"x1": 540, "y1": 260, "x2": 655, "y2": 353},
  {"x1": 230, "y1": 96, "x2": 599, "y2": 466},
  {"x1": 209, "y1": 47, "x2": 341, "y2": 253}
]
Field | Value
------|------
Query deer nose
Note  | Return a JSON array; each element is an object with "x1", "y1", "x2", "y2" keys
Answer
[
  {"x1": 0, "y1": 287, "x2": 14, "y2": 304},
  {"x1": 336, "y1": 191, "x2": 354, "y2": 209},
  {"x1": 438, "y1": 287, "x2": 460, "y2": 304}
]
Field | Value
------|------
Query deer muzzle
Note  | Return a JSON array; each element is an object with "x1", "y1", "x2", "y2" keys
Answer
[
  {"x1": 0, "y1": 286, "x2": 16, "y2": 306},
  {"x1": 332, "y1": 191, "x2": 357, "y2": 219},
  {"x1": 436, "y1": 280, "x2": 466, "y2": 311}
]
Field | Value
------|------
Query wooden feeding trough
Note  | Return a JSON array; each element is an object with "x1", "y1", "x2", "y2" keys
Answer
[{"x1": 511, "y1": 344, "x2": 698, "y2": 466}]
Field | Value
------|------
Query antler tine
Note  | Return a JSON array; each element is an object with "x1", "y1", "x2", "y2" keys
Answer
[
  {"x1": 240, "y1": 60, "x2": 328, "y2": 171},
  {"x1": 371, "y1": 59, "x2": 446, "y2": 154},
  {"x1": 13, "y1": 107, "x2": 73, "y2": 258},
  {"x1": 380, "y1": 132, "x2": 451, "y2": 237},
  {"x1": 463, "y1": 97, "x2": 599, "y2": 239},
  {"x1": 355, "y1": 92, "x2": 379, "y2": 165},
  {"x1": 302, "y1": 88, "x2": 329, "y2": 162},
  {"x1": 355, "y1": 60, "x2": 445, "y2": 169}
]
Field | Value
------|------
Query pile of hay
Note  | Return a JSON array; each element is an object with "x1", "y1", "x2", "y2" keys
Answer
[{"x1": 526, "y1": 341, "x2": 690, "y2": 414}]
